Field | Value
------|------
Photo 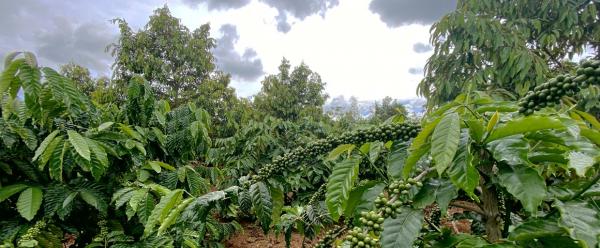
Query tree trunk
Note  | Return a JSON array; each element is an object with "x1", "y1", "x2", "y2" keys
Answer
[{"x1": 481, "y1": 182, "x2": 501, "y2": 243}]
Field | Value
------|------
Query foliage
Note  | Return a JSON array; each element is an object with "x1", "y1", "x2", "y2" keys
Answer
[
  {"x1": 2, "y1": 2, "x2": 600, "y2": 247},
  {"x1": 109, "y1": 6, "x2": 216, "y2": 106},
  {"x1": 254, "y1": 58, "x2": 329, "y2": 121},
  {"x1": 247, "y1": 63, "x2": 600, "y2": 247},
  {"x1": 0, "y1": 53, "x2": 239, "y2": 247},
  {"x1": 60, "y1": 63, "x2": 100, "y2": 96},
  {"x1": 371, "y1": 96, "x2": 408, "y2": 123},
  {"x1": 419, "y1": 0, "x2": 600, "y2": 108}
]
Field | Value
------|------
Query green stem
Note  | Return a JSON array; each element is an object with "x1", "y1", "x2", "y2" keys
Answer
[{"x1": 569, "y1": 164, "x2": 600, "y2": 201}]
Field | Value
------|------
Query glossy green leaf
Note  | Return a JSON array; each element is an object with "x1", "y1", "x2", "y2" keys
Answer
[
  {"x1": 343, "y1": 181, "x2": 381, "y2": 218},
  {"x1": 350, "y1": 183, "x2": 386, "y2": 223},
  {"x1": 581, "y1": 128, "x2": 600, "y2": 147},
  {"x1": 157, "y1": 198, "x2": 193, "y2": 235},
  {"x1": 17, "y1": 187, "x2": 43, "y2": 221},
  {"x1": 326, "y1": 156, "x2": 360, "y2": 221},
  {"x1": 555, "y1": 200, "x2": 600, "y2": 248},
  {"x1": 568, "y1": 152, "x2": 594, "y2": 177},
  {"x1": 574, "y1": 110, "x2": 600, "y2": 130},
  {"x1": 413, "y1": 179, "x2": 458, "y2": 214},
  {"x1": 448, "y1": 131, "x2": 479, "y2": 199},
  {"x1": 97, "y1": 122, "x2": 114, "y2": 132},
  {"x1": 387, "y1": 141, "x2": 408, "y2": 179},
  {"x1": 487, "y1": 135, "x2": 530, "y2": 166},
  {"x1": 368, "y1": 141, "x2": 384, "y2": 164},
  {"x1": 509, "y1": 218, "x2": 570, "y2": 243},
  {"x1": 32, "y1": 130, "x2": 59, "y2": 162},
  {"x1": 270, "y1": 187, "x2": 284, "y2": 224},
  {"x1": 0, "y1": 184, "x2": 28, "y2": 202},
  {"x1": 49, "y1": 138, "x2": 67, "y2": 181},
  {"x1": 486, "y1": 111, "x2": 499, "y2": 132},
  {"x1": 143, "y1": 189, "x2": 183, "y2": 237},
  {"x1": 487, "y1": 116, "x2": 564, "y2": 142},
  {"x1": 39, "y1": 135, "x2": 63, "y2": 170},
  {"x1": 79, "y1": 188, "x2": 107, "y2": 214},
  {"x1": 67, "y1": 130, "x2": 90, "y2": 161},
  {"x1": 432, "y1": 112, "x2": 461, "y2": 175},
  {"x1": 498, "y1": 165, "x2": 546, "y2": 214},
  {"x1": 327, "y1": 144, "x2": 355, "y2": 161},
  {"x1": 250, "y1": 181, "x2": 272, "y2": 233},
  {"x1": 381, "y1": 208, "x2": 423, "y2": 248}
]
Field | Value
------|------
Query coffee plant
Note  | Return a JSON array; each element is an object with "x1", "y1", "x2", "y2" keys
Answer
[
  {"x1": 242, "y1": 76, "x2": 600, "y2": 247},
  {"x1": 518, "y1": 60, "x2": 600, "y2": 115},
  {"x1": 0, "y1": 53, "x2": 242, "y2": 247},
  {"x1": 1, "y1": 50, "x2": 600, "y2": 248}
]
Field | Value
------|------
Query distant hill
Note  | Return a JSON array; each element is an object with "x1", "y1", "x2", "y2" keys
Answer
[{"x1": 323, "y1": 96, "x2": 426, "y2": 118}]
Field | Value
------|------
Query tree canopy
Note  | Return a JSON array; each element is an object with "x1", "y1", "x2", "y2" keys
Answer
[
  {"x1": 419, "y1": 0, "x2": 600, "y2": 108},
  {"x1": 254, "y1": 58, "x2": 329, "y2": 121},
  {"x1": 371, "y1": 96, "x2": 408, "y2": 123},
  {"x1": 109, "y1": 6, "x2": 216, "y2": 106}
]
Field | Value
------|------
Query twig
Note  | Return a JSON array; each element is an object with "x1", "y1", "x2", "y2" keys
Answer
[
  {"x1": 450, "y1": 200, "x2": 486, "y2": 216},
  {"x1": 414, "y1": 167, "x2": 434, "y2": 181}
]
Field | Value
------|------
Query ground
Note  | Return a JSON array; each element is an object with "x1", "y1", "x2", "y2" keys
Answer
[{"x1": 225, "y1": 222, "x2": 320, "y2": 248}]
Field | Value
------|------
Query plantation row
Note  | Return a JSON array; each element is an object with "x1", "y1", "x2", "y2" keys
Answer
[
  {"x1": 1, "y1": 1, "x2": 600, "y2": 247},
  {"x1": 0, "y1": 52, "x2": 599, "y2": 247}
]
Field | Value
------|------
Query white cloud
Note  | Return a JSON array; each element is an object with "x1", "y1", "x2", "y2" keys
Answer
[
  {"x1": 0, "y1": 0, "x2": 434, "y2": 100},
  {"x1": 172, "y1": 0, "x2": 433, "y2": 100}
]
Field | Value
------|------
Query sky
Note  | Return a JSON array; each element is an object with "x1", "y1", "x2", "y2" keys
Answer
[{"x1": 0, "y1": 0, "x2": 457, "y2": 101}]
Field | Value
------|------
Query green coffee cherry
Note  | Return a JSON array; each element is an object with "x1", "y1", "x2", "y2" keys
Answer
[{"x1": 518, "y1": 60, "x2": 600, "y2": 115}]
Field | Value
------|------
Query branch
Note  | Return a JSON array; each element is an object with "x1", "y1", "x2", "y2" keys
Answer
[
  {"x1": 569, "y1": 163, "x2": 600, "y2": 200},
  {"x1": 543, "y1": 47, "x2": 563, "y2": 69},
  {"x1": 414, "y1": 167, "x2": 435, "y2": 181},
  {"x1": 450, "y1": 200, "x2": 485, "y2": 216}
]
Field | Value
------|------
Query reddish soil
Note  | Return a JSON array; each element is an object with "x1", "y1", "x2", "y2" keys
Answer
[
  {"x1": 441, "y1": 207, "x2": 472, "y2": 234},
  {"x1": 225, "y1": 222, "x2": 320, "y2": 248}
]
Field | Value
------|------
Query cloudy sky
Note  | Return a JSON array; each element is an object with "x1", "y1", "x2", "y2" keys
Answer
[{"x1": 0, "y1": 0, "x2": 457, "y2": 100}]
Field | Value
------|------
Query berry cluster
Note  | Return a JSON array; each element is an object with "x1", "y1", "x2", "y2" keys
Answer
[
  {"x1": 344, "y1": 227, "x2": 380, "y2": 248},
  {"x1": 308, "y1": 184, "x2": 327, "y2": 206},
  {"x1": 359, "y1": 211, "x2": 384, "y2": 233},
  {"x1": 374, "y1": 178, "x2": 422, "y2": 218},
  {"x1": 249, "y1": 123, "x2": 421, "y2": 185},
  {"x1": 359, "y1": 149, "x2": 389, "y2": 178},
  {"x1": 388, "y1": 178, "x2": 422, "y2": 197},
  {"x1": 327, "y1": 176, "x2": 426, "y2": 246},
  {"x1": 93, "y1": 219, "x2": 108, "y2": 242},
  {"x1": 518, "y1": 60, "x2": 600, "y2": 115},
  {"x1": 374, "y1": 194, "x2": 405, "y2": 219},
  {"x1": 17, "y1": 220, "x2": 47, "y2": 247},
  {"x1": 314, "y1": 225, "x2": 344, "y2": 248}
]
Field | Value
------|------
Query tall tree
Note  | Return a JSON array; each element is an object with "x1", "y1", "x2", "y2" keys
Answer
[
  {"x1": 254, "y1": 58, "x2": 328, "y2": 121},
  {"x1": 109, "y1": 6, "x2": 216, "y2": 106},
  {"x1": 196, "y1": 71, "x2": 252, "y2": 136},
  {"x1": 371, "y1": 96, "x2": 407, "y2": 122},
  {"x1": 419, "y1": 0, "x2": 600, "y2": 108},
  {"x1": 60, "y1": 63, "x2": 96, "y2": 96}
]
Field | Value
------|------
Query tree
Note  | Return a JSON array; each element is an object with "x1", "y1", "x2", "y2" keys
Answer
[
  {"x1": 371, "y1": 96, "x2": 407, "y2": 122},
  {"x1": 109, "y1": 6, "x2": 216, "y2": 106},
  {"x1": 247, "y1": 86, "x2": 600, "y2": 247},
  {"x1": 254, "y1": 58, "x2": 328, "y2": 121},
  {"x1": 195, "y1": 71, "x2": 251, "y2": 136},
  {"x1": 60, "y1": 63, "x2": 97, "y2": 95},
  {"x1": 419, "y1": 0, "x2": 600, "y2": 108},
  {"x1": 0, "y1": 52, "x2": 238, "y2": 247}
]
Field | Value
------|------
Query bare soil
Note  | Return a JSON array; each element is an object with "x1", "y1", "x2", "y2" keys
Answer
[{"x1": 225, "y1": 222, "x2": 320, "y2": 248}]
